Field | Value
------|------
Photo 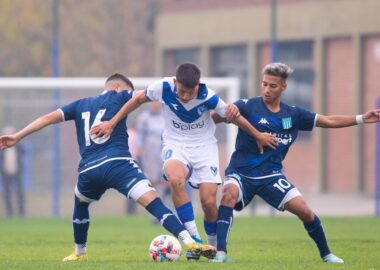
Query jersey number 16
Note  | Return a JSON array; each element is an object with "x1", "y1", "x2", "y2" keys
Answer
[{"x1": 82, "y1": 109, "x2": 109, "y2": 146}]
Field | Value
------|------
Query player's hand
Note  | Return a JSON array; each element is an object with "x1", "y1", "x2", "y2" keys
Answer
[
  {"x1": 225, "y1": 104, "x2": 240, "y2": 122},
  {"x1": 90, "y1": 121, "x2": 114, "y2": 139},
  {"x1": 363, "y1": 109, "x2": 380, "y2": 123},
  {"x1": 256, "y1": 132, "x2": 277, "y2": 154},
  {"x1": 0, "y1": 135, "x2": 20, "y2": 149}
]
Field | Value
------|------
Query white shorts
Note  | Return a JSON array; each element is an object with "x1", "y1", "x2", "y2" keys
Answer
[{"x1": 162, "y1": 143, "x2": 222, "y2": 188}]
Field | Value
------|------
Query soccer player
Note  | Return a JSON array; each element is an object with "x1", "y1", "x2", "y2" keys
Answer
[
  {"x1": 0, "y1": 73, "x2": 217, "y2": 262},
  {"x1": 210, "y1": 62, "x2": 380, "y2": 263},
  {"x1": 90, "y1": 63, "x2": 276, "y2": 259}
]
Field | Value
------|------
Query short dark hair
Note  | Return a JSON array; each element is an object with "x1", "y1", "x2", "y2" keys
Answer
[
  {"x1": 262, "y1": 63, "x2": 294, "y2": 81},
  {"x1": 106, "y1": 73, "x2": 134, "y2": 90},
  {"x1": 175, "y1": 62, "x2": 201, "y2": 88}
]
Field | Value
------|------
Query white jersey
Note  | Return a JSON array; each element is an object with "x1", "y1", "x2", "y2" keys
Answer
[{"x1": 145, "y1": 77, "x2": 227, "y2": 146}]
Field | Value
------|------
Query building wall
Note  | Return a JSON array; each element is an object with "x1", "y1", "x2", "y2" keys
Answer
[
  {"x1": 325, "y1": 38, "x2": 356, "y2": 192},
  {"x1": 156, "y1": 0, "x2": 380, "y2": 194},
  {"x1": 363, "y1": 36, "x2": 380, "y2": 192}
]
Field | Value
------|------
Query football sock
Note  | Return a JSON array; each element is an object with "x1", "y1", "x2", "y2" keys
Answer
[
  {"x1": 204, "y1": 220, "x2": 217, "y2": 247},
  {"x1": 178, "y1": 230, "x2": 196, "y2": 245},
  {"x1": 304, "y1": 215, "x2": 331, "y2": 257},
  {"x1": 146, "y1": 198, "x2": 185, "y2": 237},
  {"x1": 73, "y1": 196, "x2": 90, "y2": 249},
  {"x1": 216, "y1": 205, "x2": 234, "y2": 253},
  {"x1": 176, "y1": 201, "x2": 201, "y2": 240},
  {"x1": 75, "y1": 243, "x2": 87, "y2": 255}
]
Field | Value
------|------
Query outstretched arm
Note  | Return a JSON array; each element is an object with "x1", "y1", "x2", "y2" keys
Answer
[
  {"x1": 0, "y1": 110, "x2": 63, "y2": 149},
  {"x1": 316, "y1": 109, "x2": 380, "y2": 128},
  {"x1": 90, "y1": 90, "x2": 149, "y2": 138}
]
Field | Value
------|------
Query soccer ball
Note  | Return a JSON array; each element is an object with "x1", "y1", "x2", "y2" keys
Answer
[{"x1": 149, "y1": 234, "x2": 182, "y2": 262}]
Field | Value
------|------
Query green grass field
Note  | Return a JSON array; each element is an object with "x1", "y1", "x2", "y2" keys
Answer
[{"x1": 0, "y1": 216, "x2": 379, "y2": 270}]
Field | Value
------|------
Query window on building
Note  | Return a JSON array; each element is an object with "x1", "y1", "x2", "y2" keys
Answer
[
  {"x1": 210, "y1": 45, "x2": 248, "y2": 98},
  {"x1": 277, "y1": 40, "x2": 314, "y2": 140},
  {"x1": 163, "y1": 48, "x2": 200, "y2": 74}
]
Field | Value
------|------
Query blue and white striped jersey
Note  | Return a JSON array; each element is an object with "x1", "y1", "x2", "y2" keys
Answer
[
  {"x1": 59, "y1": 90, "x2": 133, "y2": 172},
  {"x1": 226, "y1": 96, "x2": 317, "y2": 177},
  {"x1": 145, "y1": 77, "x2": 227, "y2": 146}
]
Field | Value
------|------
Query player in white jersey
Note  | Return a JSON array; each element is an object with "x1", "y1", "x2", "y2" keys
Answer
[
  {"x1": 0, "y1": 73, "x2": 218, "y2": 262},
  {"x1": 91, "y1": 63, "x2": 276, "y2": 259}
]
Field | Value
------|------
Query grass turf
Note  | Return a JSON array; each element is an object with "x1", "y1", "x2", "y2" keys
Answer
[{"x1": 0, "y1": 216, "x2": 379, "y2": 269}]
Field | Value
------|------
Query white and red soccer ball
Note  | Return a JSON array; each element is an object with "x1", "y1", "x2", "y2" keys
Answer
[{"x1": 149, "y1": 234, "x2": 182, "y2": 262}]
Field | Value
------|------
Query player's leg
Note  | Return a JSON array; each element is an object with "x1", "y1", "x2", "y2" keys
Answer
[
  {"x1": 111, "y1": 158, "x2": 216, "y2": 259},
  {"x1": 284, "y1": 197, "x2": 344, "y2": 263},
  {"x1": 199, "y1": 183, "x2": 218, "y2": 247},
  {"x1": 131, "y1": 182, "x2": 216, "y2": 259},
  {"x1": 164, "y1": 159, "x2": 202, "y2": 241},
  {"x1": 260, "y1": 175, "x2": 343, "y2": 263},
  {"x1": 1, "y1": 175, "x2": 13, "y2": 217},
  {"x1": 14, "y1": 176, "x2": 25, "y2": 217},
  {"x1": 209, "y1": 178, "x2": 241, "y2": 263},
  {"x1": 62, "y1": 193, "x2": 91, "y2": 262},
  {"x1": 192, "y1": 143, "x2": 222, "y2": 248},
  {"x1": 63, "y1": 168, "x2": 105, "y2": 262}
]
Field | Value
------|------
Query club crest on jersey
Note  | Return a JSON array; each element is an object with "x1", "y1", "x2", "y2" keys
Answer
[
  {"x1": 210, "y1": 166, "x2": 218, "y2": 176},
  {"x1": 282, "y1": 117, "x2": 292, "y2": 129},
  {"x1": 197, "y1": 105, "x2": 207, "y2": 116}
]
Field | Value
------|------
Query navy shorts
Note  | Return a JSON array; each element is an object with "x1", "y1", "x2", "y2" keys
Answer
[
  {"x1": 224, "y1": 173, "x2": 301, "y2": 211},
  {"x1": 76, "y1": 158, "x2": 148, "y2": 202}
]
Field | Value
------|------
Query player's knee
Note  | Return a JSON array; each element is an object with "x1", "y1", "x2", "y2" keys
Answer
[
  {"x1": 221, "y1": 186, "x2": 238, "y2": 206},
  {"x1": 200, "y1": 197, "x2": 217, "y2": 213},
  {"x1": 298, "y1": 207, "x2": 314, "y2": 222},
  {"x1": 167, "y1": 176, "x2": 186, "y2": 191}
]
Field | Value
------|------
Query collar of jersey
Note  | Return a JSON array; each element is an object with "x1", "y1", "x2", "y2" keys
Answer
[{"x1": 173, "y1": 83, "x2": 208, "y2": 100}]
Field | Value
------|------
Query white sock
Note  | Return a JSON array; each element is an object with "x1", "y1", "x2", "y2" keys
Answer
[
  {"x1": 178, "y1": 230, "x2": 195, "y2": 245},
  {"x1": 216, "y1": 251, "x2": 226, "y2": 257},
  {"x1": 75, "y1": 243, "x2": 86, "y2": 255},
  {"x1": 183, "y1": 221, "x2": 201, "y2": 240},
  {"x1": 207, "y1": 234, "x2": 217, "y2": 247}
]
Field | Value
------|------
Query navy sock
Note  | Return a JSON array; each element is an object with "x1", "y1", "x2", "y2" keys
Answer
[
  {"x1": 176, "y1": 201, "x2": 195, "y2": 223},
  {"x1": 304, "y1": 215, "x2": 331, "y2": 257},
  {"x1": 73, "y1": 196, "x2": 90, "y2": 244},
  {"x1": 146, "y1": 198, "x2": 185, "y2": 237},
  {"x1": 216, "y1": 205, "x2": 234, "y2": 253},
  {"x1": 204, "y1": 220, "x2": 217, "y2": 236}
]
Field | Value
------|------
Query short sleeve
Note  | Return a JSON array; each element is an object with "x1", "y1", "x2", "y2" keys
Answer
[
  {"x1": 145, "y1": 78, "x2": 166, "y2": 102},
  {"x1": 60, "y1": 100, "x2": 80, "y2": 121},
  {"x1": 234, "y1": 99, "x2": 249, "y2": 118},
  {"x1": 294, "y1": 106, "x2": 317, "y2": 131},
  {"x1": 213, "y1": 97, "x2": 227, "y2": 118},
  {"x1": 121, "y1": 89, "x2": 134, "y2": 102}
]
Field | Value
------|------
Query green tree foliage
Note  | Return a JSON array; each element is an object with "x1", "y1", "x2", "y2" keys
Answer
[{"x1": 0, "y1": 0, "x2": 169, "y2": 77}]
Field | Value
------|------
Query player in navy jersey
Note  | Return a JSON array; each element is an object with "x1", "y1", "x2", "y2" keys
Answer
[
  {"x1": 0, "y1": 73, "x2": 217, "y2": 262},
  {"x1": 90, "y1": 63, "x2": 276, "y2": 260},
  {"x1": 210, "y1": 63, "x2": 380, "y2": 263}
]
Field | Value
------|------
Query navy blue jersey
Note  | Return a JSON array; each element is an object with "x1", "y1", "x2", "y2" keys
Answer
[
  {"x1": 226, "y1": 96, "x2": 316, "y2": 177},
  {"x1": 59, "y1": 90, "x2": 133, "y2": 171}
]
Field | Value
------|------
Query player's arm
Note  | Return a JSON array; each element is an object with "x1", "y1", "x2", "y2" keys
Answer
[
  {"x1": 316, "y1": 109, "x2": 380, "y2": 128},
  {"x1": 90, "y1": 90, "x2": 149, "y2": 138},
  {"x1": 231, "y1": 115, "x2": 277, "y2": 154},
  {"x1": 0, "y1": 110, "x2": 63, "y2": 149},
  {"x1": 212, "y1": 110, "x2": 277, "y2": 154}
]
